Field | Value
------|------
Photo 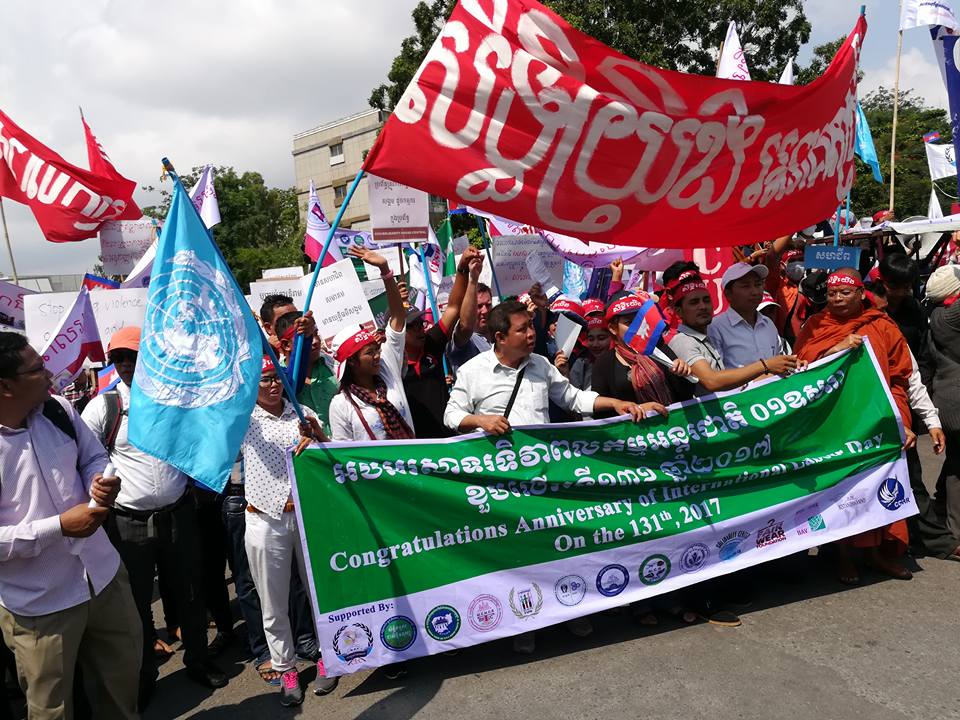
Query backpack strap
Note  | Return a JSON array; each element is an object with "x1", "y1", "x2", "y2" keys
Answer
[
  {"x1": 42, "y1": 398, "x2": 77, "y2": 443},
  {"x1": 101, "y1": 391, "x2": 124, "y2": 453}
]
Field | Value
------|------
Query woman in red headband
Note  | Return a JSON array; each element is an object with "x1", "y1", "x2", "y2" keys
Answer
[
  {"x1": 795, "y1": 268, "x2": 916, "y2": 584},
  {"x1": 328, "y1": 247, "x2": 413, "y2": 443}
]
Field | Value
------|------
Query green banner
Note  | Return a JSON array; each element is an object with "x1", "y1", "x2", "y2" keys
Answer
[{"x1": 290, "y1": 345, "x2": 914, "y2": 675}]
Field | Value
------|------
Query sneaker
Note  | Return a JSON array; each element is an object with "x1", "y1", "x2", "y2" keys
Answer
[
  {"x1": 565, "y1": 617, "x2": 593, "y2": 637},
  {"x1": 313, "y1": 658, "x2": 339, "y2": 696},
  {"x1": 279, "y1": 669, "x2": 304, "y2": 707},
  {"x1": 512, "y1": 631, "x2": 536, "y2": 655}
]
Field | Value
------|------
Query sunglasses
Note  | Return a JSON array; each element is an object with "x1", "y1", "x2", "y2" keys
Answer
[{"x1": 109, "y1": 350, "x2": 138, "y2": 363}]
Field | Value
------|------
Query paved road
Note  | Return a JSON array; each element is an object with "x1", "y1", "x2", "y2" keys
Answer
[{"x1": 145, "y1": 437, "x2": 960, "y2": 720}]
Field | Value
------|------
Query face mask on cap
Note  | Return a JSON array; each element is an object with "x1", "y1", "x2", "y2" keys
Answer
[{"x1": 785, "y1": 262, "x2": 805, "y2": 283}]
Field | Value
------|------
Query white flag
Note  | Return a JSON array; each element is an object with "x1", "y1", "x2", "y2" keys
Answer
[
  {"x1": 41, "y1": 287, "x2": 105, "y2": 392},
  {"x1": 900, "y1": 0, "x2": 959, "y2": 32},
  {"x1": 121, "y1": 240, "x2": 156, "y2": 288},
  {"x1": 925, "y1": 142, "x2": 958, "y2": 180},
  {"x1": 778, "y1": 58, "x2": 794, "y2": 85},
  {"x1": 188, "y1": 165, "x2": 221, "y2": 229},
  {"x1": 929, "y1": 187, "x2": 945, "y2": 218},
  {"x1": 717, "y1": 21, "x2": 751, "y2": 81}
]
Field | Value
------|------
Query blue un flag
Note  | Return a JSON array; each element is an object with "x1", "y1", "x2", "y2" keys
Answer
[{"x1": 129, "y1": 179, "x2": 261, "y2": 492}]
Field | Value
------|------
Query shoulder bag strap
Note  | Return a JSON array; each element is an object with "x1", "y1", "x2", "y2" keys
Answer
[
  {"x1": 502, "y1": 366, "x2": 527, "y2": 420},
  {"x1": 344, "y1": 389, "x2": 378, "y2": 441}
]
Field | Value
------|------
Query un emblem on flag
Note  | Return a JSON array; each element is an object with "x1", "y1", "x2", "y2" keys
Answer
[{"x1": 136, "y1": 250, "x2": 253, "y2": 408}]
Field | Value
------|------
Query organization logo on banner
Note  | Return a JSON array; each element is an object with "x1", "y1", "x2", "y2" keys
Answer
[
  {"x1": 332, "y1": 623, "x2": 374, "y2": 664},
  {"x1": 878, "y1": 478, "x2": 908, "y2": 511},
  {"x1": 425, "y1": 605, "x2": 461, "y2": 641},
  {"x1": 755, "y1": 519, "x2": 787, "y2": 549},
  {"x1": 639, "y1": 554, "x2": 671, "y2": 585},
  {"x1": 679, "y1": 543, "x2": 710, "y2": 573},
  {"x1": 717, "y1": 530, "x2": 752, "y2": 561},
  {"x1": 838, "y1": 491, "x2": 869, "y2": 520},
  {"x1": 468, "y1": 595, "x2": 503, "y2": 632},
  {"x1": 795, "y1": 504, "x2": 827, "y2": 536},
  {"x1": 380, "y1": 616, "x2": 417, "y2": 652},
  {"x1": 596, "y1": 564, "x2": 630, "y2": 596},
  {"x1": 509, "y1": 584, "x2": 543, "y2": 619},
  {"x1": 554, "y1": 575, "x2": 587, "y2": 606}
]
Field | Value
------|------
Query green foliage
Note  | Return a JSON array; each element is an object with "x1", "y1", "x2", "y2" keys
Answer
[
  {"x1": 851, "y1": 88, "x2": 952, "y2": 221},
  {"x1": 140, "y1": 166, "x2": 304, "y2": 290},
  {"x1": 369, "y1": 0, "x2": 810, "y2": 111}
]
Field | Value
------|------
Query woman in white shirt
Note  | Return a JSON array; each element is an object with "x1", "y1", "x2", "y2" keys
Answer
[
  {"x1": 242, "y1": 357, "x2": 333, "y2": 706},
  {"x1": 328, "y1": 246, "x2": 413, "y2": 441}
]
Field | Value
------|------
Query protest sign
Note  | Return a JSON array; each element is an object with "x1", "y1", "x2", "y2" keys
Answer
[
  {"x1": 24, "y1": 288, "x2": 147, "y2": 354},
  {"x1": 804, "y1": 245, "x2": 862, "y2": 271},
  {"x1": 554, "y1": 314, "x2": 581, "y2": 360},
  {"x1": 364, "y1": 0, "x2": 864, "y2": 248},
  {"x1": 262, "y1": 266, "x2": 305, "y2": 279},
  {"x1": 99, "y1": 220, "x2": 159, "y2": 275},
  {"x1": 0, "y1": 280, "x2": 36, "y2": 332},
  {"x1": 247, "y1": 278, "x2": 307, "y2": 311},
  {"x1": 368, "y1": 174, "x2": 430, "y2": 244},
  {"x1": 290, "y1": 344, "x2": 912, "y2": 676},
  {"x1": 302, "y1": 259, "x2": 375, "y2": 344},
  {"x1": 492, "y1": 235, "x2": 564, "y2": 297}
]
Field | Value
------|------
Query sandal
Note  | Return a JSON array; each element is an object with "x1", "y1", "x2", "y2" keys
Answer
[
  {"x1": 257, "y1": 660, "x2": 282, "y2": 686},
  {"x1": 864, "y1": 552, "x2": 912, "y2": 580},
  {"x1": 665, "y1": 605, "x2": 698, "y2": 625},
  {"x1": 153, "y1": 638, "x2": 175, "y2": 658}
]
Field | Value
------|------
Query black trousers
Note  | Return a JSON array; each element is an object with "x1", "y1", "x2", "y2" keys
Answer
[
  {"x1": 907, "y1": 446, "x2": 959, "y2": 557},
  {"x1": 106, "y1": 496, "x2": 210, "y2": 689}
]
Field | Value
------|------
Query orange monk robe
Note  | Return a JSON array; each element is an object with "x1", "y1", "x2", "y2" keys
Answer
[{"x1": 794, "y1": 307, "x2": 913, "y2": 550}]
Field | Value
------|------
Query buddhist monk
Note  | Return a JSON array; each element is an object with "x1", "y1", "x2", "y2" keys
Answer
[{"x1": 794, "y1": 268, "x2": 916, "y2": 584}]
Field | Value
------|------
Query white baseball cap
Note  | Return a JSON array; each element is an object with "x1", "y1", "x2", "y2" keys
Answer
[{"x1": 721, "y1": 262, "x2": 769, "y2": 289}]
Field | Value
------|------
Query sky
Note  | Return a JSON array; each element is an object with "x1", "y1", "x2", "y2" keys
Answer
[{"x1": 0, "y1": 0, "x2": 951, "y2": 278}]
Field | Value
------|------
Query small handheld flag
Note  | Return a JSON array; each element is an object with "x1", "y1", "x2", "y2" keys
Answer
[
  {"x1": 82, "y1": 273, "x2": 120, "y2": 291},
  {"x1": 97, "y1": 364, "x2": 120, "y2": 394},
  {"x1": 924, "y1": 130, "x2": 942, "y2": 143},
  {"x1": 622, "y1": 298, "x2": 667, "y2": 356}
]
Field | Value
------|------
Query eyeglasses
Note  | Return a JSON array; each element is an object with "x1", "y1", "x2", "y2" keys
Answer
[
  {"x1": 109, "y1": 350, "x2": 138, "y2": 363},
  {"x1": 259, "y1": 375, "x2": 283, "y2": 386}
]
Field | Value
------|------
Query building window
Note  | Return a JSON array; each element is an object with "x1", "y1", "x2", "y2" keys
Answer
[
  {"x1": 334, "y1": 184, "x2": 347, "y2": 206},
  {"x1": 329, "y1": 142, "x2": 344, "y2": 165}
]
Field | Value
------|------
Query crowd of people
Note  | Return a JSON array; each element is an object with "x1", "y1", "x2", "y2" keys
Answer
[{"x1": 1, "y1": 224, "x2": 959, "y2": 717}]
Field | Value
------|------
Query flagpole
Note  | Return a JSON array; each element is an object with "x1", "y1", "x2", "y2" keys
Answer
[
  {"x1": 0, "y1": 198, "x2": 18, "y2": 284},
  {"x1": 160, "y1": 157, "x2": 308, "y2": 425},
  {"x1": 889, "y1": 1, "x2": 904, "y2": 213},
  {"x1": 292, "y1": 168, "x2": 366, "y2": 382},
  {"x1": 415, "y1": 242, "x2": 451, "y2": 384},
  {"x1": 473, "y1": 216, "x2": 503, "y2": 298}
]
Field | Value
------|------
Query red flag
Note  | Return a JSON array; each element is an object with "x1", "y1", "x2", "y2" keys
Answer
[
  {"x1": 0, "y1": 109, "x2": 141, "y2": 242},
  {"x1": 364, "y1": 0, "x2": 865, "y2": 248}
]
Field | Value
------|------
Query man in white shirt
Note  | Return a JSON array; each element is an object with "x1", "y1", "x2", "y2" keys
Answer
[
  {"x1": 82, "y1": 327, "x2": 227, "y2": 708},
  {"x1": 708, "y1": 263, "x2": 782, "y2": 369},
  {"x1": 0, "y1": 331, "x2": 140, "y2": 719},
  {"x1": 443, "y1": 301, "x2": 667, "y2": 653},
  {"x1": 444, "y1": 300, "x2": 664, "y2": 434}
]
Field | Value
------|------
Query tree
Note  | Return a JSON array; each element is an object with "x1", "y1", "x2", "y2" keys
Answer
[
  {"x1": 851, "y1": 88, "x2": 952, "y2": 222},
  {"x1": 141, "y1": 166, "x2": 304, "y2": 290},
  {"x1": 369, "y1": 0, "x2": 810, "y2": 112}
]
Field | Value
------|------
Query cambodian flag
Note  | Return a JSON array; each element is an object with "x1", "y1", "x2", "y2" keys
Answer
[
  {"x1": 622, "y1": 298, "x2": 667, "y2": 355},
  {"x1": 97, "y1": 364, "x2": 120, "y2": 394},
  {"x1": 82, "y1": 273, "x2": 120, "y2": 291},
  {"x1": 924, "y1": 130, "x2": 942, "y2": 143}
]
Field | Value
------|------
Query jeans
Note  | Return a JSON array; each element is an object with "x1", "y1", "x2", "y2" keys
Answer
[{"x1": 222, "y1": 496, "x2": 318, "y2": 663}]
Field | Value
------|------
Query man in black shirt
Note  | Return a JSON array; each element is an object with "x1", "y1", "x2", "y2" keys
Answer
[{"x1": 403, "y1": 247, "x2": 480, "y2": 437}]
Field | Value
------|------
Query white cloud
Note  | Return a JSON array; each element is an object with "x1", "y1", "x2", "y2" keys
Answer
[
  {"x1": 860, "y1": 46, "x2": 949, "y2": 109},
  {"x1": 0, "y1": 0, "x2": 418, "y2": 277}
]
